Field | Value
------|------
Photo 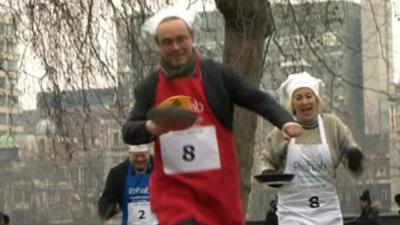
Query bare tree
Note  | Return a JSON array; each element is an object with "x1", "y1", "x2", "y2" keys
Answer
[
  {"x1": 215, "y1": 0, "x2": 274, "y2": 211},
  {"x1": 1, "y1": 0, "x2": 397, "y2": 223}
]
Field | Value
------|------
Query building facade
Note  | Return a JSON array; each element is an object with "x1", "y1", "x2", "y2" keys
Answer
[
  {"x1": 360, "y1": 0, "x2": 399, "y2": 214},
  {"x1": 262, "y1": 1, "x2": 364, "y2": 136},
  {"x1": 0, "y1": 12, "x2": 23, "y2": 136}
]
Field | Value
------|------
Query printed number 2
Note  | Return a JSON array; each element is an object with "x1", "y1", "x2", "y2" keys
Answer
[
  {"x1": 309, "y1": 196, "x2": 320, "y2": 208},
  {"x1": 138, "y1": 210, "x2": 145, "y2": 220},
  {"x1": 182, "y1": 145, "x2": 195, "y2": 161}
]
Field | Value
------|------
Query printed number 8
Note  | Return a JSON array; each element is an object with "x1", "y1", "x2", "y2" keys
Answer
[
  {"x1": 309, "y1": 196, "x2": 320, "y2": 208},
  {"x1": 182, "y1": 145, "x2": 195, "y2": 161}
]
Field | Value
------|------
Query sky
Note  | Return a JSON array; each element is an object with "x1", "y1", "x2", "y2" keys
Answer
[
  {"x1": 15, "y1": 0, "x2": 400, "y2": 110},
  {"x1": 392, "y1": 0, "x2": 400, "y2": 83}
]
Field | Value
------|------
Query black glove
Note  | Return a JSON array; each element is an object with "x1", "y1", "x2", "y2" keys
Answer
[
  {"x1": 261, "y1": 169, "x2": 284, "y2": 188},
  {"x1": 346, "y1": 147, "x2": 363, "y2": 171}
]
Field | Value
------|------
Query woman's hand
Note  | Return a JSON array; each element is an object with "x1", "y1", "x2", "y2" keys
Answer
[{"x1": 345, "y1": 147, "x2": 364, "y2": 175}]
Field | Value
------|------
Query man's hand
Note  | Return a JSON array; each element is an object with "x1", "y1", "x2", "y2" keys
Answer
[
  {"x1": 281, "y1": 122, "x2": 303, "y2": 140},
  {"x1": 146, "y1": 120, "x2": 169, "y2": 136}
]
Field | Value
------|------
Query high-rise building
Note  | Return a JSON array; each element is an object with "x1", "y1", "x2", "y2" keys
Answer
[
  {"x1": 362, "y1": 0, "x2": 393, "y2": 136},
  {"x1": 361, "y1": 0, "x2": 400, "y2": 214},
  {"x1": 360, "y1": 0, "x2": 399, "y2": 214},
  {"x1": 0, "y1": 12, "x2": 23, "y2": 138},
  {"x1": 0, "y1": 9, "x2": 25, "y2": 217},
  {"x1": 262, "y1": 1, "x2": 364, "y2": 137}
]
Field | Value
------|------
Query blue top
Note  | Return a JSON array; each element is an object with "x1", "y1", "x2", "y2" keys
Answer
[{"x1": 121, "y1": 162, "x2": 154, "y2": 225}]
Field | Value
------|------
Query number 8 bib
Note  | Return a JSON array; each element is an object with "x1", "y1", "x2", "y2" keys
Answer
[{"x1": 159, "y1": 125, "x2": 221, "y2": 174}]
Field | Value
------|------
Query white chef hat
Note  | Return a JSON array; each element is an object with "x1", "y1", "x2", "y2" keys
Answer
[
  {"x1": 128, "y1": 144, "x2": 150, "y2": 153},
  {"x1": 279, "y1": 71, "x2": 324, "y2": 99},
  {"x1": 141, "y1": 6, "x2": 201, "y2": 48}
]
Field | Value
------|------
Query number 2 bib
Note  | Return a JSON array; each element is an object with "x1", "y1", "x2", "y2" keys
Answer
[
  {"x1": 159, "y1": 125, "x2": 221, "y2": 174},
  {"x1": 128, "y1": 201, "x2": 157, "y2": 225},
  {"x1": 123, "y1": 163, "x2": 158, "y2": 225}
]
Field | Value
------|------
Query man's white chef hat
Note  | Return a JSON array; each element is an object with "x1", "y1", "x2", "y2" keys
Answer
[
  {"x1": 128, "y1": 144, "x2": 150, "y2": 153},
  {"x1": 141, "y1": 5, "x2": 201, "y2": 48}
]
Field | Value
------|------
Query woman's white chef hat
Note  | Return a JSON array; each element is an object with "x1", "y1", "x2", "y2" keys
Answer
[{"x1": 279, "y1": 71, "x2": 324, "y2": 102}]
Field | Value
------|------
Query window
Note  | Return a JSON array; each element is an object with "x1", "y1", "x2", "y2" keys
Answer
[
  {"x1": 0, "y1": 59, "x2": 18, "y2": 71},
  {"x1": 376, "y1": 167, "x2": 387, "y2": 177},
  {"x1": 6, "y1": 59, "x2": 17, "y2": 71},
  {"x1": 0, "y1": 95, "x2": 18, "y2": 106},
  {"x1": 0, "y1": 23, "x2": 7, "y2": 33},
  {"x1": 0, "y1": 190, "x2": 4, "y2": 209},
  {"x1": 0, "y1": 95, "x2": 5, "y2": 106},
  {"x1": 0, "y1": 40, "x2": 5, "y2": 54},
  {"x1": 323, "y1": 32, "x2": 338, "y2": 47},
  {"x1": 48, "y1": 190, "x2": 58, "y2": 204},
  {"x1": 391, "y1": 104, "x2": 400, "y2": 133},
  {"x1": 0, "y1": 77, "x2": 5, "y2": 88},
  {"x1": 0, "y1": 113, "x2": 7, "y2": 124},
  {"x1": 68, "y1": 166, "x2": 81, "y2": 185},
  {"x1": 0, "y1": 59, "x2": 5, "y2": 71},
  {"x1": 113, "y1": 131, "x2": 120, "y2": 145},
  {"x1": 14, "y1": 186, "x2": 26, "y2": 203},
  {"x1": 0, "y1": 40, "x2": 16, "y2": 55},
  {"x1": 345, "y1": 191, "x2": 352, "y2": 202},
  {"x1": 39, "y1": 139, "x2": 46, "y2": 152},
  {"x1": 113, "y1": 156, "x2": 124, "y2": 165},
  {"x1": 0, "y1": 23, "x2": 14, "y2": 34},
  {"x1": 381, "y1": 189, "x2": 390, "y2": 201},
  {"x1": 337, "y1": 191, "x2": 343, "y2": 201}
]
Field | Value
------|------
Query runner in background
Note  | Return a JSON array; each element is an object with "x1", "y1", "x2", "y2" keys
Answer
[{"x1": 98, "y1": 144, "x2": 158, "y2": 225}]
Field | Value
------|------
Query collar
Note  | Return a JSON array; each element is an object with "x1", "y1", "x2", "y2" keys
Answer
[
  {"x1": 296, "y1": 115, "x2": 319, "y2": 129},
  {"x1": 159, "y1": 50, "x2": 196, "y2": 79}
]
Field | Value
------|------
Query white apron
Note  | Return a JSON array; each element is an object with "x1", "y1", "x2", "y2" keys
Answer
[{"x1": 277, "y1": 115, "x2": 343, "y2": 225}]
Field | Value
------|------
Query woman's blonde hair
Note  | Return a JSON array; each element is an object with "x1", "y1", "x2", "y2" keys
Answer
[
  {"x1": 282, "y1": 88, "x2": 324, "y2": 115},
  {"x1": 279, "y1": 72, "x2": 325, "y2": 115}
]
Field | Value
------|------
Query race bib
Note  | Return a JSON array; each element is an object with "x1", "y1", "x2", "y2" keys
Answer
[
  {"x1": 159, "y1": 125, "x2": 221, "y2": 174},
  {"x1": 128, "y1": 201, "x2": 158, "y2": 225}
]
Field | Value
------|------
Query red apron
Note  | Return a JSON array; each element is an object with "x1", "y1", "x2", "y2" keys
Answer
[{"x1": 150, "y1": 56, "x2": 244, "y2": 225}]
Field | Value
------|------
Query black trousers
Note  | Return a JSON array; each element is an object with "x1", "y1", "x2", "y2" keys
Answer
[{"x1": 176, "y1": 219, "x2": 198, "y2": 225}]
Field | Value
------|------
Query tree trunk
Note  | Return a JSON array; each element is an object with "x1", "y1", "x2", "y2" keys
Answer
[{"x1": 215, "y1": 0, "x2": 274, "y2": 213}]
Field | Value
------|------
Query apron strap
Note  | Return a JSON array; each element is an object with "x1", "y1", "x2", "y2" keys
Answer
[{"x1": 317, "y1": 115, "x2": 327, "y2": 145}]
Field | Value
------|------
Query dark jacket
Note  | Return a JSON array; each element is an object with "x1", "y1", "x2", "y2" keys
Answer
[
  {"x1": 122, "y1": 58, "x2": 294, "y2": 144},
  {"x1": 346, "y1": 202, "x2": 381, "y2": 225},
  {"x1": 98, "y1": 158, "x2": 153, "y2": 220},
  {"x1": 264, "y1": 199, "x2": 278, "y2": 225}
]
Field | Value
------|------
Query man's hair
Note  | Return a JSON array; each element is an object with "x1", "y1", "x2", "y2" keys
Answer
[
  {"x1": 154, "y1": 16, "x2": 194, "y2": 43},
  {"x1": 360, "y1": 190, "x2": 371, "y2": 203},
  {"x1": 395, "y1": 193, "x2": 400, "y2": 203},
  {"x1": 0, "y1": 211, "x2": 9, "y2": 224}
]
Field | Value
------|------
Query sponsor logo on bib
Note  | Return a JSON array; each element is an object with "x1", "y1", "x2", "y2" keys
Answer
[{"x1": 293, "y1": 160, "x2": 328, "y2": 172}]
